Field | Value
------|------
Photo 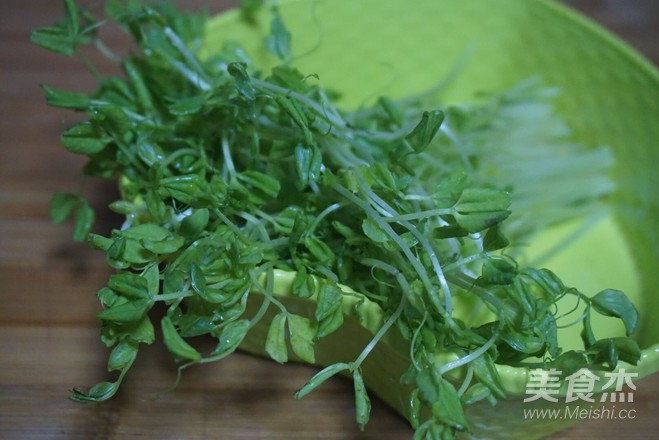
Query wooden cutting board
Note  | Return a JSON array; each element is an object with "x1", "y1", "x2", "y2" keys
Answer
[{"x1": 2, "y1": 1, "x2": 658, "y2": 438}]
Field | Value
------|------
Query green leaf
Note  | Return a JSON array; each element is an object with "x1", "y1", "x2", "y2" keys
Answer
[
  {"x1": 353, "y1": 369, "x2": 371, "y2": 430},
  {"x1": 292, "y1": 267, "x2": 316, "y2": 299},
  {"x1": 213, "y1": 319, "x2": 250, "y2": 356},
  {"x1": 107, "y1": 272, "x2": 150, "y2": 300},
  {"x1": 107, "y1": 341, "x2": 138, "y2": 371},
  {"x1": 581, "y1": 313, "x2": 597, "y2": 349},
  {"x1": 452, "y1": 187, "x2": 511, "y2": 233},
  {"x1": 190, "y1": 264, "x2": 225, "y2": 303},
  {"x1": 238, "y1": 170, "x2": 281, "y2": 199},
  {"x1": 129, "y1": 316, "x2": 155, "y2": 344},
  {"x1": 168, "y1": 94, "x2": 206, "y2": 116},
  {"x1": 470, "y1": 352, "x2": 506, "y2": 398},
  {"x1": 551, "y1": 350, "x2": 589, "y2": 377},
  {"x1": 304, "y1": 236, "x2": 335, "y2": 265},
  {"x1": 362, "y1": 217, "x2": 388, "y2": 243},
  {"x1": 120, "y1": 223, "x2": 171, "y2": 242},
  {"x1": 432, "y1": 376, "x2": 468, "y2": 431},
  {"x1": 265, "y1": 7, "x2": 291, "y2": 61},
  {"x1": 50, "y1": 191, "x2": 79, "y2": 224},
  {"x1": 179, "y1": 208, "x2": 210, "y2": 240},
  {"x1": 416, "y1": 367, "x2": 468, "y2": 431},
  {"x1": 161, "y1": 316, "x2": 201, "y2": 361},
  {"x1": 61, "y1": 122, "x2": 109, "y2": 155},
  {"x1": 405, "y1": 110, "x2": 444, "y2": 152},
  {"x1": 461, "y1": 383, "x2": 492, "y2": 405},
  {"x1": 142, "y1": 264, "x2": 160, "y2": 296},
  {"x1": 73, "y1": 201, "x2": 95, "y2": 242},
  {"x1": 97, "y1": 298, "x2": 152, "y2": 323},
  {"x1": 141, "y1": 236, "x2": 185, "y2": 255},
  {"x1": 159, "y1": 175, "x2": 206, "y2": 205},
  {"x1": 294, "y1": 145, "x2": 322, "y2": 188},
  {"x1": 586, "y1": 337, "x2": 641, "y2": 367},
  {"x1": 31, "y1": 26, "x2": 76, "y2": 56},
  {"x1": 295, "y1": 362, "x2": 350, "y2": 399},
  {"x1": 483, "y1": 225, "x2": 509, "y2": 251},
  {"x1": 481, "y1": 256, "x2": 518, "y2": 285},
  {"x1": 41, "y1": 84, "x2": 90, "y2": 109},
  {"x1": 288, "y1": 314, "x2": 315, "y2": 363},
  {"x1": 315, "y1": 284, "x2": 344, "y2": 338},
  {"x1": 227, "y1": 62, "x2": 255, "y2": 100},
  {"x1": 265, "y1": 313, "x2": 288, "y2": 364},
  {"x1": 275, "y1": 95, "x2": 314, "y2": 145},
  {"x1": 70, "y1": 380, "x2": 120, "y2": 402},
  {"x1": 590, "y1": 289, "x2": 639, "y2": 336}
]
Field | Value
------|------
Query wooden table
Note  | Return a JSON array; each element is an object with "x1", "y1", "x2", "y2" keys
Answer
[{"x1": 1, "y1": 1, "x2": 657, "y2": 438}]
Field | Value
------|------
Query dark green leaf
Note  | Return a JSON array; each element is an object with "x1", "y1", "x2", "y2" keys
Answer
[
  {"x1": 483, "y1": 225, "x2": 509, "y2": 251},
  {"x1": 161, "y1": 316, "x2": 201, "y2": 361},
  {"x1": 50, "y1": 191, "x2": 79, "y2": 224},
  {"x1": 481, "y1": 256, "x2": 517, "y2": 285},
  {"x1": 179, "y1": 208, "x2": 210, "y2": 240},
  {"x1": 590, "y1": 289, "x2": 639, "y2": 336},
  {"x1": 41, "y1": 84, "x2": 90, "y2": 109},
  {"x1": 405, "y1": 110, "x2": 444, "y2": 152},
  {"x1": 73, "y1": 201, "x2": 95, "y2": 242},
  {"x1": 551, "y1": 350, "x2": 589, "y2": 377},
  {"x1": 61, "y1": 122, "x2": 109, "y2": 155},
  {"x1": 227, "y1": 62, "x2": 255, "y2": 100},
  {"x1": 238, "y1": 170, "x2": 280, "y2": 199}
]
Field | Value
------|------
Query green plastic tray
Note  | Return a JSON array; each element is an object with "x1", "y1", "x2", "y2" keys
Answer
[{"x1": 202, "y1": 0, "x2": 659, "y2": 437}]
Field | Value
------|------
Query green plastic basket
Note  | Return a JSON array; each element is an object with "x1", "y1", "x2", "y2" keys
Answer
[{"x1": 201, "y1": 0, "x2": 659, "y2": 437}]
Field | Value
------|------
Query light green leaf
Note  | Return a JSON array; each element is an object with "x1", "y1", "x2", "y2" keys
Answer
[
  {"x1": 107, "y1": 341, "x2": 138, "y2": 371},
  {"x1": 265, "y1": 7, "x2": 291, "y2": 61},
  {"x1": 107, "y1": 272, "x2": 150, "y2": 300},
  {"x1": 353, "y1": 369, "x2": 371, "y2": 430},
  {"x1": 315, "y1": 284, "x2": 344, "y2": 338},
  {"x1": 265, "y1": 313, "x2": 288, "y2": 364},
  {"x1": 288, "y1": 314, "x2": 315, "y2": 363}
]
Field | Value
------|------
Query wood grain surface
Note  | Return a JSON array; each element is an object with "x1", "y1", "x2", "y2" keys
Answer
[{"x1": 1, "y1": 1, "x2": 657, "y2": 439}]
